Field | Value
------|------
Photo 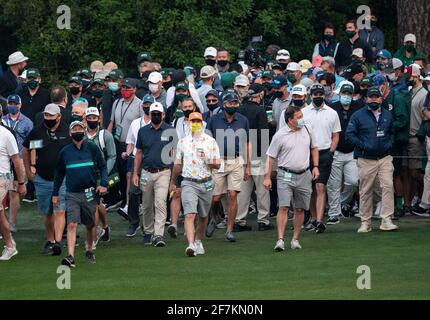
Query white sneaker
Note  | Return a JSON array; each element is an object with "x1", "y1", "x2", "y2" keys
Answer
[
  {"x1": 274, "y1": 239, "x2": 285, "y2": 252},
  {"x1": 357, "y1": 222, "x2": 372, "y2": 233},
  {"x1": 0, "y1": 246, "x2": 18, "y2": 261},
  {"x1": 119, "y1": 205, "x2": 128, "y2": 214},
  {"x1": 216, "y1": 218, "x2": 227, "y2": 229},
  {"x1": 85, "y1": 241, "x2": 97, "y2": 251},
  {"x1": 94, "y1": 226, "x2": 105, "y2": 246},
  {"x1": 290, "y1": 239, "x2": 302, "y2": 250},
  {"x1": 185, "y1": 244, "x2": 196, "y2": 257},
  {"x1": 194, "y1": 240, "x2": 205, "y2": 255},
  {"x1": 380, "y1": 218, "x2": 399, "y2": 231}
]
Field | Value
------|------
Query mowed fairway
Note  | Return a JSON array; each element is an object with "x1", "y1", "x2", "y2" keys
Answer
[{"x1": 1, "y1": 202, "x2": 430, "y2": 300}]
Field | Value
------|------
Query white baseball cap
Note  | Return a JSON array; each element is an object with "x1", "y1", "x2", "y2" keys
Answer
[
  {"x1": 6, "y1": 51, "x2": 29, "y2": 65},
  {"x1": 200, "y1": 65, "x2": 216, "y2": 79},
  {"x1": 85, "y1": 107, "x2": 100, "y2": 117},
  {"x1": 235, "y1": 74, "x2": 250, "y2": 86},
  {"x1": 404, "y1": 33, "x2": 416, "y2": 44},
  {"x1": 148, "y1": 72, "x2": 163, "y2": 83},
  {"x1": 392, "y1": 58, "x2": 403, "y2": 70},
  {"x1": 291, "y1": 84, "x2": 307, "y2": 96},
  {"x1": 276, "y1": 49, "x2": 290, "y2": 61},
  {"x1": 204, "y1": 47, "x2": 217, "y2": 58},
  {"x1": 352, "y1": 48, "x2": 364, "y2": 58},
  {"x1": 286, "y1": 62, "x2": 301, "y2": 72},
  {"x1": 150, "y1": 102, "x2": 164, "y2": 113}
]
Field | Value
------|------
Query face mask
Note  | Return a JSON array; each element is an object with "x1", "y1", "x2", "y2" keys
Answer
[
  {"x1": 313, "y1": 97, "x2": 324, "y2": 107},
  {"x1": 143, "y1": 107, "x2": 150, "y2": 115},
  {"x1": 44, "y1": 118, "x2": 58, "y2": 129},
  {"x1": 27, "y1": 79, "x2": 39, "y2": 90},
  {"x1": 175, "y1": 93, "x2": 188, "y2": 102},
  {"x1": 263, "y1": 83, "x2": 272, "y2": 91},
  {"x1": 272, "y1": 91, "x2": 283, "y2": 99},
  {"x1": 207, "y1": 103, "x2": 218, "y2": 111},
  {"x1": 287, "y1": 74, "x2": 296, "y2": 84},
  {"x1": 224, "y1": 106, "x2": 238, "y2": 115},
  {"x1": 292, "y1": 99, "x2": 305, "y2": 107},
  {"x1": 323, "y1": 34, "x2": 334, "y2": 42},
  {"x1": 217, "y1": 60, "x2": 229, "y2": 68},
  {"x1": 236, "y1": 87, "x2": 248, "y2": 99},
  {"x1": 92, "y1": 89, "x2": 103, "y2": 98},
  {"x1": 205, "y1": 59, "x2": 216, "y2": 67},
  {"x1": 387, "y1": 73, "x2": 398, "y2": 82},
  {"x1": 324, "y1": 87, "x2": 332, "y2": 96},
  {"x1": 368, "y1": 102, "x2": 381, "y2": 111},
  {"x1": 183, "y1": 109, "x2": 193, "y2": 118},
  {"x1": 151, "y1": 113, "x2": 162, "y2": 125},
  {"x1": 407, "y1": 79, "x2": 416, "y2": 87},
  {"x1": 405, "y1": 44, "x2": 415, "y2": 52},
  {"x1": 346, "y1": 30, "x2": 356, "y2": 39},
  {"x1": 377, "y1": 62, "x2": 387, "y2": 71},
  {"x1": 82, "y1": 79, "x2": 91, "y2": 88},
  {"x1": 340, "y1": 95, "x2": 352, "y2": 106},
  {"x1": 108, "y1": 82, "x2": 120, "y2": 92},
  {"x1": 163, "y1": 81, "x2": 173, "y2": 90},
  {"x1": 297, "y1": 119, "x2": 305, "y2": 129},
  {"x1": 121, "y1": 89, "x2": 134, "y2": 100},
  {"x1": 70, "y1": 87, "x2": 81, "y2": 95},
  {"x1": 279, "y1": 63, "x2": 288, "y2": 71},
  {"x1": 149, "y1": 83, "x2": 159, "y2": 94},
  {"x1": 191, "y1": 122, "x2": 203, "y2": 133},
  {"x1": 71, "y1": 132, "x2": 85, "y2": 142},
  {"x1": 87, "y1": 120, "x2": 99, "y2": 130},
  {"x1": 7, "y1": 105, "x2": 19, "y2": 115},
  {"x1": 71, "y1": 114, "x2": 83, "y2": 122}
]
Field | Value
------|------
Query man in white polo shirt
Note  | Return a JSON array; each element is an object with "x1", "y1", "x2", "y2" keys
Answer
[{"x1": 303, "y1": 83, "x2": 341, "y2": 234}]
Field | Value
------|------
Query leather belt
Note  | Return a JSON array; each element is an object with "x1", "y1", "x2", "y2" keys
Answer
[
  {"x1": 144, "y1": 168, "x2": 170, "y2": 173},
  {"x1": 279, "y1": 167, "x2": 309, "y2": 175},
  {"x1": 183, "y1": 177, "x2": 212, "y2": 184}
]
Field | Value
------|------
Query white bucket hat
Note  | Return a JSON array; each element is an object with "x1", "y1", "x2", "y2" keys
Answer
[{"x1": 6, "y1": 51, "x2": 29, "y2": 65}]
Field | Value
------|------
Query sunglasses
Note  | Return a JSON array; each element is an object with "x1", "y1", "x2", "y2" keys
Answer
[{"x1": 206, "y1": 99, "x2": 218, "y2": 103}]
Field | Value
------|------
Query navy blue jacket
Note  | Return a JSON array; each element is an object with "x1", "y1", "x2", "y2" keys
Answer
[
  {"x1": 53, "y1": 140, "x2": 108, "y2": 195},
  {"x1": 346, "y1": 106, "x2": 394, "y2": 160}
]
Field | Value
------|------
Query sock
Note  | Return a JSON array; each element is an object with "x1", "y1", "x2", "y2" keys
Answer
[{"x1": 395, "y1": 196, "x2": 403, "y2": 210}]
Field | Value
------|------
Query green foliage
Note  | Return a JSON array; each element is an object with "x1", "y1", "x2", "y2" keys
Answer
[{"x1": 0, "y1": 0, "x2": 397, "y2": 86}]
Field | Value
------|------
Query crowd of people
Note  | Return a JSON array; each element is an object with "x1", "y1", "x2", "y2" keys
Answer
[{"x1": 1, "y1": 16, "x2": 430, "y2": 266}]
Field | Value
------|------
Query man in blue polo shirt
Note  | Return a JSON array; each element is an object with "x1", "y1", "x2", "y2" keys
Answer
[
  {"x1": 132, "y1": 102, "x2": 178, "y2": 247},
  {"x1": 206, "y1": 91, "x2": 250, "y2": 242},
  {"x1": 53, "y1": 121, "x2": 108, "y2": 268}
]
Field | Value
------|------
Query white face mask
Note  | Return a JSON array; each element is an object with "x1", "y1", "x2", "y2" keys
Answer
[
  {"x1": 387, "y1": 73, "x2": 398, "y2": 82},
  {"x1": 149, "y1": 83, "x2": 160, "y2": 93}
]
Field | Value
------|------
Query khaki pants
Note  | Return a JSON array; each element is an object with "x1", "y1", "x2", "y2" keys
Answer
[
  {"x1": 140, "y1": 169, "x2": 170, "y2": 237},
  {"x1": 236, "y1": 164, "x2": 270, "y2": 225},
  {"x1": 420, "y1": 137, "x2": 430, "y2": 207},
  {"x1": 357, "y1": 156, "x2": 394, "y2": 222}
]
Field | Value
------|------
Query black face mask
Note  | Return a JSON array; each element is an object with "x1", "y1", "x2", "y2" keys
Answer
[
  {"x1": 183, "y1": 109, "x2": 193, "y2": 118},
  {"x1": 44, "y1": 119, "x2": 58, "y2": 129},
  {"x1": 323, "y1": 34, "x2": 334, "y2": 42},
  {"x1": 313, "y1": 97, "x2": 324, "y2": 107},
  {"x1": 279, "y1": 63, "x2": 288, "y2": 71},
  {"x1": 87, "y1": 120, "x2": 99, "y2": 130},
  {"x1": 143, "y1": 107, "x2": 150, "y2": 115},
  {"x1": 70, "y1": 87, "x2": 81, "y2": 95},
  {"x1": 151, "y1": 113, "x2": 163, "y2": 125},
  {"x1": 217, "y1": 60, "x2": 229, "y2": 68},
  {"x1": 292, "y1": 99, "x2": 305, "y2": 108},
  {"x1": 207, "y1": 103, "x2": 218, "y2": 111},
  {"x1": 205, "y1": 59, "x2": 216, "y2": 67},
  {"x1": 71, "y1": 132, "x2": 85, "y2": 142},
  {"x1": 163, "y1": 81, "x2": 173, "y2": 90}
]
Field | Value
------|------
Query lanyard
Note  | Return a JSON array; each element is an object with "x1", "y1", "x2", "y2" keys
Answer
[
  {"x1": 412, "y1": 87, "x2": 424, "y2": 101},
  {"x1": 119, "y1": 98, "x2": 135, "y2": 125},
  {"x1": 6, "y1": 115, "x2": 20, "y2": 131}
]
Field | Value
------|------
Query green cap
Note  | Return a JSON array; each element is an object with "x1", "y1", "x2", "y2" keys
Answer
[
  {"x1": 27, "y1": 68, "x2": 41, "y2": 79},
  {"x1": 161, "y1": 68, "x2": 174, "y2": 78},
  {"x1": 69, "y1": 75, "x2": 83, "y2": 85},
  {"x1": 367, "y1": 87, "x2": 382, "y2": 98},
  {"x1": 340, "y1": 84, "x2": 354, "y2": 94},
  {"x1": 262, "y1": 70, "x2": 274, "y2": 79},
  {"x1": 76, "y1": 68, "x2": 92, "y2": 79},
  {"x1": 137, "y1": 52, "x2": 152, "y2": 63},
  {"x1": 106, "y1": 69, "x2": 124, "y2": 80},
  {"x1": 175, "y1": 81, "x2": 189, "y2": 91},
  {"x1": 360, "y1": 77, "x2": 373, "y2": 87},
  {"x1": 92, "y1": 78, "x2": 105, "y2": 86},
  {"x1": 414, "y1": 52, "x2": 428, "y2": 61},
  {"x1": 221, "y1": 72, "x2": 238, "y2": 90}
]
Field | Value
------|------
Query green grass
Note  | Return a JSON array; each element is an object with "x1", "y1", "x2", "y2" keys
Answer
[{"x1": 1, "y1": 203, "x2": 430, "y2": 300}]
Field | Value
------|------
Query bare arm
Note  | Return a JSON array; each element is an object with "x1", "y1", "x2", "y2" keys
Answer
[
  {"x1": 330, "y1": 132, "x2": 340, "y2": 153},
  {"x1": 107, "y1": 121, "x2": 114, "y2": 133}
]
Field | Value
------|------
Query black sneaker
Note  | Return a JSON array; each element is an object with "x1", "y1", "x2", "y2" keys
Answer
[
  {"x1": 42, "y1": 241, "x2": 54, "y2": 255},
  {"x1": 315, "y1": 222, "x2": 326, "y2": 234},
  {"x1": 327, "y1": 217, "x2": 340, "y2": 225},
  {"x1": 233, "y1": 223, "x2": 252, "y2": 232},
  {"x1": 167, "y1": 225, "x2": 178, "y2": 239},
  {"x1": 403, "y1": 205, "x2": 412, "y2": 215},
  {"x1": 85, "y1": 251, "x2": 96, "y2": 264},
  {"x1": 411, "y1": 204, "x2": 430, "y2": 217},
  {"x1": 142, "y1": 233, "x2": 152, "y2": 245},
  {"x1": 341, "y1": 204, "x2": 351, "y2": 218},
  {"x1": 61, "y1": 255, "x2": 76, "y2": 268},
  {"x1": 304, "y1": 220, "x2": 317, "y2": 231},
  {"x1": 126, "y1": 224, "x2": 140, "y2": 237},
  {"x1": 205, "y1": 218, "x2": 217, "y2": 238},
  {"x1": 116, "y1": 207, "x2": 130, "y2": 221},
  {"x1": 258, "y1": 222, "x2": 274, "y2": 231},
  {"x1": 22, "y1": 193, "x2": 37, "y2": 203},
  {"x1": 52, "y1": 242, "x2": 62, "y2": 256},
  {"x1": 101, "y1": 227, "x2": 110, "y2": 242},
  {"x1": 153, "y1": 236, "x2": 166, "y2": 247}
]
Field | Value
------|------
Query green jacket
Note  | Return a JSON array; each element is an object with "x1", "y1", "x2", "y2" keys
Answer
[
  {"x1": 385, "y1": 88, "x2": 411, "y2": 142},
  {"x1": 394, "y1": 46, "x2": 426, "y2": 66}
]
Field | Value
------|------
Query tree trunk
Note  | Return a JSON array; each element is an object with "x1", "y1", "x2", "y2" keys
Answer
[{"x1": 397, "y1": 0, "x2": 430, "y2": 59}]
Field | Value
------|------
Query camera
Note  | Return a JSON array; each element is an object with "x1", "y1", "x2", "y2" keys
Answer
[{"x1": 240, "y1": 36, "x2": 266, "y2": 68}]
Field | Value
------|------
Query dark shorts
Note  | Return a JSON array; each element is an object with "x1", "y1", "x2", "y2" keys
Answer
[
  {"x1": 392, "y1": 141, "x2": 408, "y2": 177},
  {"x1": 314, "y1": 149, "x2": 333, "y2": 185},
  {"x1": 65, "y1": 192, "x2": 97, "y2": 228},
  {"x1": 127, "y1": 157, "x2": 135, "y2": 173}
]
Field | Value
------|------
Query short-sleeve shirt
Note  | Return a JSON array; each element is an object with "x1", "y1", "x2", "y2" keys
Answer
[
  {"x1": 135, "y1": 122, "x2": 178, "y2": 170},
  {"x1": 126, "y1": 116, "x2": 151, "y2": 155},
  {"x1": 176, "y1": 132, "x2": 220, "y2": 180},
  {"x1": 0, "y1": 126, "x2": 19, "y2": 173},
  {"x1": 267, "y1": 125, "x2": 317, "y2": 171},
  {"x1": 2, "y1": 113, "x2": 33, "y2": 157},
  {"x1": 22, "y1": 121, "x2": 72, "y2": 181},
  {"x1": 206, "y1": 111, "x2": 249, "y2": 158},
  {"x1": 174, "y1": 117, "x2": 207, "y2": 140},
  {"x1": 110, "y1": 96, "x2": 144, "y2": 142},
  {"x1": 410, "y1": 85, "x2": 427, "y2": 136},
  {"x1": 301, "y1": 103, "x2": 341, "y2": 150}
]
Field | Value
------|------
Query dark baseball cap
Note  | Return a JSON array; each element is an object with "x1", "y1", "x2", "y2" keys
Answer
[
  {"x1": 122, "y1": 78, "x2": 137, "y2": 88},
  {"x1": 137, "y1": 52, "x2": 152, "y2": 63},
  {"x1": 361, "y1": 77, "x2": 373, "y2": 87},
  {"x1": 262, "y1": 70, "x2": 274, "y2": 79},
  {"x1": 367, "y1": 87, "x2": 382, "y2": 98},
  {"x1": 222, "y1": 92, "x2": 239, "y2": 103},
  {"x1": 248, "y1": 83, "x2": 265, "y2": 95},
  {"x1": 27, "y1": 68, "x2": 41, "y2": 79},
  {"x1": 69, "y1": 75, "x2": 83, "y2": 85},
  {"x1": 106, "y1": 69, "x2": 124, "y2": 80},
  {"x1": 340, "y1": 84, "x2": 354, "y2": 94},
  {"x1": 343, "y1": 63, "x2": 364, "y2": 76},
  {"x1": 272, "y1": 76, "x2": 288, "y2": 89},
  {"x1": 175, "y1": 81, "x2": 189, "y2": 92},
  {"x1": 76, "y1": 68, "x2": 92, "y2": 79},
  {"x1": 310, "y1": 83, "x2": 325, "y2": 95}
]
